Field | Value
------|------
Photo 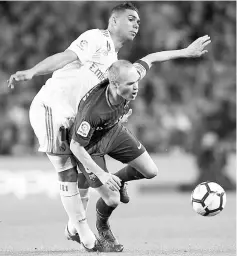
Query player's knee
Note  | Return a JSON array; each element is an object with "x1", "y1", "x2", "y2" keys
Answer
[
  {"x1": 145, "y1": 164, "x2": 158, "y2": 179},
  {"x1": 58, "y1": 167, "x2": 78, "y2": 182},
  {"x1": 104, "y1": 192, "x2": 120, "y2": 207}
]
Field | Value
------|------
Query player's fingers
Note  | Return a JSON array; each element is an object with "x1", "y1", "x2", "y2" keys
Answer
[
  {"x1": 7, "y1": 77, "x2": 15, "y2": 89},
  {"x1": 108, "y1": 184, "x2": 115, "y2": 192},
  {"x1": 203, "y1": 40, "x2": 211, "y2": 47},
  {"x1": 201, "y1": 50, "x2": 208, "y2": 55},
  {"x1": 112, "y1": 175, "x2": 121, "y2": 186},
  {"x1": 108, "y1": 182, "x2": 119, "y2": 191},
  {"x1": 109, "y1": 178, "x2": 120, "y2": 191},
  {"x1": 111, "y1": 180, "x2": 120, "y2": 191},
  {"x1": 14, "y1": 74, "x2": 23, "y2": 81},
  {"x1": 201, "y1": 35, "x2": 210, "y2": 40},
  {"x1": 202, "y1": 37, "x2": 210, "y2": 44}
]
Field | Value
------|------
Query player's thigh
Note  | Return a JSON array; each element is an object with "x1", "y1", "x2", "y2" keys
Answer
[
  {"x1": 30, "y1": 98, "x2": 71, "y2": 155},
  {"x1": 106, "y1": 124, "x2": 145, "y2": 163},
  {"x1": 106, "y1": 124, "x2": 158, "y2": 178},
  {"x1": 29, "y1": 97, "x2": 48, "y2": 152},
  {"x1": 128, "y1": 151, "x2": 158, "y2": 179},
  {"x1": 47, "y1": 153, "x2": 78, "y2": 181}
]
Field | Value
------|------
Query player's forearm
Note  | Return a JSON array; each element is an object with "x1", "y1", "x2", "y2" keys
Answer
[
  {"x1": 70, "y1": 139, "x2": 105, "y2": 177},
  {"x1": 141, "y1": 49, "x2": 189, "y2": 67},
  {"x1": 30, "y1": 50, "x2": 78, "y2": 77}
]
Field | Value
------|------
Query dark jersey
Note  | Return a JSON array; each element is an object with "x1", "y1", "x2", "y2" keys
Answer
[
  {"x1": 71, "y1": 79, "x2": 129, "y2": 149},
  {"x1": 71, "y1": 59, "x2": 149, "y2": 150}
]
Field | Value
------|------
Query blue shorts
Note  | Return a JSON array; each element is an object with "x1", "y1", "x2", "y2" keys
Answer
[{"x1": 77, "y1": 123, "x2": 146, "y2": 188}]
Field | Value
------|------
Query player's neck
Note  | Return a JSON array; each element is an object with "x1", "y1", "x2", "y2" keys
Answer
[
  {"x1": 108, "y1": 29, "x2": 125, "y2": 52},
  {"x1": 107, "y1": 86, "x2": 123, "y2": 106}
]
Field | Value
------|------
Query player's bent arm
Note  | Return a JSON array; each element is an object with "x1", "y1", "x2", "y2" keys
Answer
[
  {"x1": 70, "y1": 138, "x2": 112, "y2": 185},
  {"x1": 30, "y1": 50, "x2": 78, "y2": 76},
  {"x1": 7, "y1": 50, "x2": 78, "y2": 89},
  {"x1": 141, "y1": 35, "x2": 211, "y2": 68}
]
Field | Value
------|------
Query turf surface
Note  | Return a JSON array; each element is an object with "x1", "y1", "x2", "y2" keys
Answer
[{"x1": 0, "y1": 191, "x2": 235, "y2": 256}]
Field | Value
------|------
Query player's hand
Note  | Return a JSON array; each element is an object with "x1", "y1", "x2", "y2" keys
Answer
[
  {"x1": 185, "y1": 35, "x2": 211, "y2": 58},
  {"x1": 120, "y1": 108, "x2": 132, "y2": 123},
  {"x1": 7, "y1": 69, "x2": 34, "y2": 89},
  {"x1": 99, "y1": 173, "x2": 121, "y2": 191}
]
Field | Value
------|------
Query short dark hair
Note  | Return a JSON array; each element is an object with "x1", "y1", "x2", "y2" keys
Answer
[{"x1": 110, "y1": 2, "x2": 139, "y2": 16}]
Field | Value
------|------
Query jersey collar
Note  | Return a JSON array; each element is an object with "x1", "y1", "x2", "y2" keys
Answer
[{"x1": 107, "y1": 30, "x2": 117, "y2": 53}]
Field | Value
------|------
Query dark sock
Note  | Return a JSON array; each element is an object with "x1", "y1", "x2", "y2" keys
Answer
[
  {"x1": 114, "y1": 165, "x2": 146, "y2": 182},
  {"x1": 96, "y1": 198, "x2": 116, "y2": 225}
]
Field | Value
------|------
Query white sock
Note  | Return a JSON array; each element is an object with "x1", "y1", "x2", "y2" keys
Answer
[
  {"x1": 59, "y1": 181, "x2": 96, "y2": 248},
  {"x1": 67, "y1": 188, "x2": 90, "y2": 236}
]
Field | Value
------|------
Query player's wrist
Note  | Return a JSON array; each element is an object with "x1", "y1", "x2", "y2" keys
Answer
[
  {"x1": 181, "y1": 48, "x2": 192, "y2": 58},
  {"x1": 29, "y1": 68, "x2": 37, "y2": 78},
  {"x1": 97, "y1": 172, "x2": 111, "y2": 185}
]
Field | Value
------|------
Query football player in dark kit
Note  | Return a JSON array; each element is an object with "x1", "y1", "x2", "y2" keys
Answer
[
  {"x1": 67, "y1": 34, "x2": 211, "y2": 252},
  {"x1": 69, "y1": 59, "x2": 152, "y2": 252}
]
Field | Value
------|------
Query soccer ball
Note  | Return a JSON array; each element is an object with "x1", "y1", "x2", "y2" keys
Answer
[{"x1": 191, "y1": 181, "x2": 226, "y2": 216}]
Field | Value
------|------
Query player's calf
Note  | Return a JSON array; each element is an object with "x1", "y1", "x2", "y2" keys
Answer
[{"x1": 96, "y1": 197, "x2": 122, "y2": 247}]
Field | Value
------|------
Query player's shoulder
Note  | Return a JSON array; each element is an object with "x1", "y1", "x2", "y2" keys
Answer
[
  {"x1": 80, "y1": 29, "x2": 108, "y2": 42},
  {"x1": 80, "y1": 28, "x2": 100, "y2": 37},
  {"x1": 98, "y1": 29, "x2": 110, "y2": 39}
]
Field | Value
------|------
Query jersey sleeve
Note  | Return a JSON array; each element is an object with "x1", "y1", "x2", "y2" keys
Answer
[
  {"x1": 67, "y1": 29, "x2": 101, "y2": 65},
  {"x1": 71, "y1": 112, "x2": 100, "y2": 147},
  {"x1": 133, "y1": 59, "x2": 150, "y2": 80}
]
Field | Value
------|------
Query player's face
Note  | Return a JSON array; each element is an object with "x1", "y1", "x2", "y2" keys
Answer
[
  {"x1": 116, "y1": 9, "x2": 140, "y2": 41},
  {"x1": 117, "y1": 67, "x2": 140, "y2": 101}
]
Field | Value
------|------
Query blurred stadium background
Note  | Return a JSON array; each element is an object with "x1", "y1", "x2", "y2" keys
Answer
[{"x1": 0, "y1": 1, "x2": 236, "y2": 255}]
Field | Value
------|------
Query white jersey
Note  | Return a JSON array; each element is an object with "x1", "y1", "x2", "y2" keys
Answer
[{"x1": 36, "y1": 29, "x2": 118, "y2": 120}]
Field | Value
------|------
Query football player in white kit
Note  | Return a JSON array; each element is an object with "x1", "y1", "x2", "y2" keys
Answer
[{"x1": 8, "y1": 2, "x2": 141, "y2": 252}]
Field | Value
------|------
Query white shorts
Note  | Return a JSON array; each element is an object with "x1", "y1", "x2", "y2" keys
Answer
[
  {"x1": 46, "y1": 153, "x2": 78, "y2": 172},
  {"x1": 29, "y1": 94, "x2": 77, "y2": 172}
]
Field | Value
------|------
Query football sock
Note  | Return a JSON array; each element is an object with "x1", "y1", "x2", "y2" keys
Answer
[
  {"x1": 114, "y1": 165, "x2": 146, "y2": 182},
  {"x1": 68, "y1": 174, "x2": 90, "y2": 236},
  {"x1": 96, "y1": 197, "x2": 116, "y2": 225},
  {"x1": 59, "y1": 181, "x2": 95, "y2": 249},
  {"x1": 67, "y1": 219, "x2": 77, "y2": 235}
]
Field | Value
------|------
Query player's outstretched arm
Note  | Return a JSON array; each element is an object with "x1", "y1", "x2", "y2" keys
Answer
[
  {"x1": 7, "y1": 50, "x2": 77, "y2": 89},
  {"x1": 141, "y1": 35, "x2": 211, "y2": 67},
  {"x1": 70, "y1": 139, "x2": 121, "y2": 191}
]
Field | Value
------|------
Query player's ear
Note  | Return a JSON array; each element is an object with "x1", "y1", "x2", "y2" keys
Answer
[{"x1": 111, "y1": 14, "x2": 118, "y2": 26}]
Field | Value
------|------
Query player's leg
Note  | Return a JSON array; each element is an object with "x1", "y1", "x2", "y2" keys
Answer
[
  {"x1": 115, "y1": 151, "x2": 158, "y2": 181},
  {"x1": 29, "y1": 100, "x2": 97, "y2": 249},
  {"x1": 76, "y1": 156, "x2": 123, "y2": 250},
  {"x1": 107, "y1": 124, "x2": 158, "y2": 186},
  {"x1": 47, "y1": 153, "x2": 97, "y2": 249},
  {"x1": 49, "y1": 154, "x2": 123, "y2": 252}
]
